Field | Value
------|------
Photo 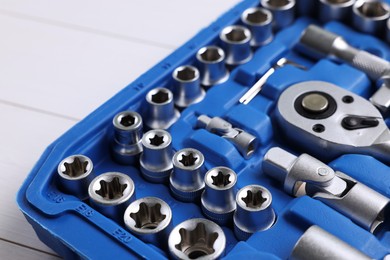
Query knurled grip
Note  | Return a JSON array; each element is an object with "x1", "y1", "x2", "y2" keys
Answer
[{"x1": 351, "y1": 51, "x2": 390, "y2": 80}]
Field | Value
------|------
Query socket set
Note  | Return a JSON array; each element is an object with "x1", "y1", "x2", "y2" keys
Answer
[{"x1": 17, "y1": 0, "x2": 390, "y2": 259}]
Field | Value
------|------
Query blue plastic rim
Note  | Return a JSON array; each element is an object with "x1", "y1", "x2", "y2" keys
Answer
[{"x1": 17, "y1": 0, "x2": 390, "y2": 259}]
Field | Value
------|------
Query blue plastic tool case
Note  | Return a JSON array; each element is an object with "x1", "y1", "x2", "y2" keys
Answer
[{"x1": 17, "y1": 0, "x2": 390, "y2": 259}]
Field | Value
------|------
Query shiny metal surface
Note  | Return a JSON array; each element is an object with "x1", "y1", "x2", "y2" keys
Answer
[
  {"x1": 196, "y1": 46, "x2": 229, "y2": 87},
  {"x1": 352, "y1": 0, "x2": 390, "y2": 34},
  {"x1": 219, "y1": 25, "x2": 252, "y2": 65},
  {"x1": 301, "y1": 93, "x2": 329, "y2": 113},
  {"x1": 318, "y1": 0, "x2": 355, "y2": 23},
  {"x1": 261, "y1": 0, "x2": 296, "y2": 30},
  {"x1": 241, "y1": 7, "x2": 273, "y2": 47}
]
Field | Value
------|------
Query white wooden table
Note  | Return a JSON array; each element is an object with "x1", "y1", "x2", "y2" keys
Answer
[{"x1": 0, "y1": 1, "x2": 240, "y2": 258}]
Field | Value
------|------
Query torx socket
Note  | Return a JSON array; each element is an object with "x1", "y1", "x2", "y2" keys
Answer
[
  {"x1": 261, "y1": 0, "x2": 296, "y2": 30},
  {"x1": 140, "y1": 129, "x2": 174, "y2": 183},
  {"x1": 145, "y1": 87, "x2": 180, "y2": 130},
  {"x1": 172, "y1": 65, "x2": 205, "y2": 108},
  {"x1": 111, "y1": 111, "x2": 143, "y2": 165},
  {"x1": 124, "y1": 197, "x2": 172, "y2": 248},
  {"x1": 88, "y1": 172, "x2": 135, "y2": 223},
  {"x1": 201, "y1": 167, "x2": 237, "y2": 225},
  {"x1": 196, "y1": 46, "x2": 229, "y2": 87},
  {"x1": 168, "y1": 218, "x2": 226, "y2": 260},
  {"x1": 352, "y1": 0, "x2": 390, "y2": 35},
  {"x1": 318, "y1": 0, "x2": 355, "y2": 23},
  {"x1": 233, "y1": 185, "x2": 276, "y2": 240},
  {"x1": 170, "y1": 148, "x2": 206, "y2": 202},
  {"x1": 57, "y1": 154, "x2": 94, "y2": 200},
  {"x1": 219, "y1": 25, "x2": 253, "y2": 66},
  {"x1": 241, "y1": 7, "x2": 273, "y2": 47}
]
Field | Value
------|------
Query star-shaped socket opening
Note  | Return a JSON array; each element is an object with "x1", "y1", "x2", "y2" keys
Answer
[
  {"x1": 246, "y1": 9, "x2": 268, "y2": 24},
  {"x1": 119, "y1": 114, "x2": 135, "y2": 127},
  {"x1": 199, "y1": 48, "x2": 222, "y2": 62},
  {"x1": 95, "y1": 177, "x2": 127, "y2": 200},
  {"x1": 225, "y1": 28, "x2": 247, "y2": 42},
  {"x1": 179, "y1": 153, "x2": 198, "y2": 167},
  {"x1": 63, "y1": 157, "x2": 89, "y2": 178},
  {"x1": 175, "y1": 223, "x2": 218, "y2": 259},
  {"x1": 265, "y1": 0, "x2": 291, "y2": 8},
  {"x1": 149, "y1": 134, "x2": 165, "y2": 146},
  {"x1": 242, "y1": 189, "x2": 267, "y2": 209},
  {"x1": 130, "y1": 202, "x2": 166, "y2": 230},
  {"x1": 211, "y1": 171, "x2": 231, "y2": 188},
  {"x1": 176, "y1": 67, "x2": 196, "y2": 81},
  {"x1": 151, "y1": 90, "x2": 169, "y2": 104}
]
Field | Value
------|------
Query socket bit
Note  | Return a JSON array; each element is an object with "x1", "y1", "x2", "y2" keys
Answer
[
  {"x1": 241, "y1": 7, "x2": 273, "y2": 47},
  {"x1": 318, "y1": 0, "x2": 355, "y2": 23},
  {"x1": 88, "y1": 172, "x2": 135, "y2": 223},
  {"x1": 172, "y1": 65, "x2": 205, "y2": 108},
  {"x1": 124, "y1": 197, "x2": 172, "y2": 248},
  {"x1": 201, "y1": 167, "x2": 237, "y2": 225},
  {"x1": 168, "y1": 218, "x2": 226, "y2": 260},
  {"x1": 57, "y1": 154, "x2": 94, "y2": 200},
  {"x1": 140, "y1": 129, "x2": 174, "y2": 183},
  {"x1": 170, "y1": 148, "x2": 206, "y2": 202},
  {"x1": 145, "y1": 87, "x2": 180, "y2": 130},
  {"x1": 352, "y1": 0, "x2": 390, "y2": 35},
  {"x1": 111, "y1": 111, "x2": 143, "y2": 165},
  {"x1": 233, "y1": 185, "x2": 276, "y2": 240},
  {"x1": 219, "y1": 25, "x2": 253, "y2": 66},
  {"x1": 261, "y1": 0, "x2": 296, "y2": 30},
  {"x1": 387, "y1": 18, "x2": 390, "y2": 43},
  {"x1": 196, "y1": 46, "x2": 229, "y2": 87}
]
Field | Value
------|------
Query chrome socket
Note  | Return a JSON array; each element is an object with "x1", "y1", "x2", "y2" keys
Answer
[
  {"x1": 170, "y1": 148, "x2": 206, "y2": 202},
  {"x1": 196, "y1": 46, "x2": 229, "y2": 87},
  {"x1": 124, "y1": 197, "x2": 172, "y2": 248},
  {"x1": 145, "y1": 87, "x2": 180, "y2": 130},
  {"x1": 261, "y1": 0, "x2": 296, "y2": 30},
  {"x1": 140, "y1": 129, "x2": 174, "y2": 183},
  {"x1": 88, "y1": 172, "x2": 135, "y2": 223},
  {"x1": 241, "y1": 7, "x2": 273, "y2": 47},
  {"x1": 57, "y1": 154, "x2": 94, "y2": 200},
  {"x1": 352, "y1": 0, "x2": 390, "y2": 35},
  {"x1": 233, "y1": 185, "x2": 276, "y2": 240},
  {"x1": 387, "y1": 18, "x2": 390, "y2": 43},
  {"x1": 111, "y1": 111, "x2": 143, "y2": 165},
  {"x1": 219, "y1": 25, "x2": 252, "y2": 66},
  {"x1": 318, "y1": 0, "x2": 355, "y2": 23},
  {"x1": 172, "y1": 65, "x2": 205, "y2": 108},
  {"x1": 201, "y1": 167, "x2": 237, "y2": 225},
  {"x1": 168, "y1": 218, "x2": 226, "y2": 260}
]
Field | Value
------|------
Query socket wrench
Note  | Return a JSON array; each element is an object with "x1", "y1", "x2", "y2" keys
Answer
[
  {"x1": 124, "y1": 197, "x2": 172, "y2": 248},
  {"x1": 111, "y1": 111, "x2": 143, "y2": 165},
  {"x1": 170, "y1": 148, "x2": 206, "y2": 202},
  {"x1": 261, "y1": 0, "x2": 296, "y2": 30},
  {"x1": 276, "y1": 80, "x2": 390, "y2": 164},
  {"x1": 57, "y1": 154, "x2": 94, "y2": 200},
  {"x1": 140, "y1": 129, "x2": 174, "y2": 183},
  {"x1": 196, "y1": 46, "x2": 229, "y2": 87},
  {"x1": 263, "y1": 147, "x2": 390, "y2": 233},
  {"x1": 168, "y1": 218, "x2": 226, "y2": 260},
  {"x1": 300, "y1": 24, "x2": 390, "y2": 113},
  {"x1": 318, "y1": 0, "x2": 355, "y2": 23},
  {"x1": 233, "y1": 185, "x2": 276, "y2": 240},
  {"x1": 201, "y1": 167, "x2": 237, "y2": 225},
  {"x1": 241, "y1": 7, "x2": 273, "y2": 47},
  {"x1": 352, "y1": 0, "x2": 390, "y2": 35},
  {"x1": 290, "y1": 225, "x2": 371, "y2": 260},
  {"x1": 219, "y1": 25, "x2": 252, "y2": 65},
  {"x1": 197, "y1": 115, "x2": 257, "y2": 159},
  {"x1": 88, "y1": 172, "x2": 135, "y2": 223}
]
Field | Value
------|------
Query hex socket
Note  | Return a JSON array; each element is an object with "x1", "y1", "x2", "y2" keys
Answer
[
  {"x1": 57, "y1": 154, "x2": 94, "y2": 200},
  {"x1": 140, "y1": 129, "x2": 174, "y2": 183},
  {"x1": 170, "y1": 148, "x2": 206, "y2": 202},
  {"x1": 261, "y1": 0, "x2": 296, "y2": 30},
  {"x1": 219, "y1": 25, "x2": 252, "y2": 66},
  {"x1": 124, "y1": 197, "x2": 172, "y2": 248},
  {"x1": 196, "y1": 46, "x2": 229, "y2": 87},
  {"x1": 241, "y1": 7, "x2": 273, "y2": 47},
  {"x1": 172, "y1": 65, "x2": 205, "y2": 108},
  {"x1": 318, "y1": 0, "x2": 355, "y2": 23},
  {"x1": 201, "y1": 167, "x2": 237, "y2": 225},
  {"x1": 352, "y1": 0, "x2": 390, "y2": 35},
  {"x1": 88, "y1": 172, "x2": 135, "y2": 223},
  {"x1": 233, "y1": 185, "x2": 276, "y2": 240},
  {"x1": 111, "y1": 111, "x2": 143, "y2": 165},
  {"x1": 145, "y1": 87, "x2": 180, "y2": 130}
]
